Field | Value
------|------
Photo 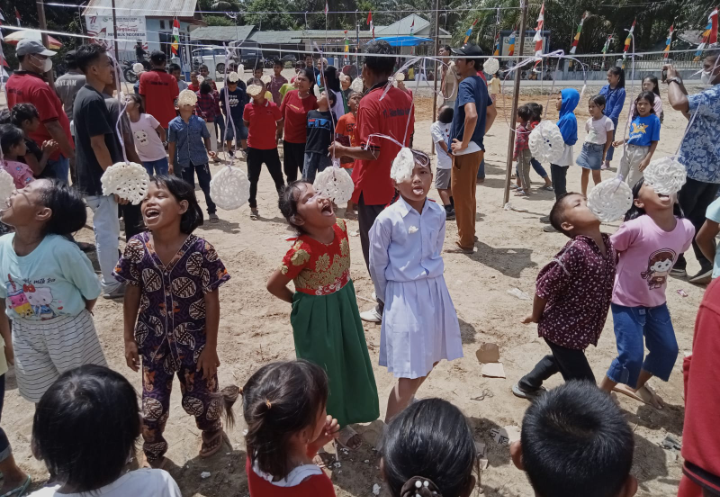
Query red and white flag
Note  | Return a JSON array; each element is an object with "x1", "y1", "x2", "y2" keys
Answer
[
  {"x1": 532, "y1": 3, "x2": 545, "y2": 70},
  {"x1": 15, "y1": 8, "x2": 20, "y2": 26},
  {"x1": 324, "y1": 1, "x2": 328, "y2": 16},
  {"x1": 410, "y1": 17, "x2": 415, "y2": 36},
  {"x1": 367, "y1": 11, "x2": 374, "y2": 38}
]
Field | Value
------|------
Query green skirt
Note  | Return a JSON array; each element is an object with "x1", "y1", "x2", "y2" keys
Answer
[{"x1": 291, "y1": 279, "x2": 380, "y2": 427}]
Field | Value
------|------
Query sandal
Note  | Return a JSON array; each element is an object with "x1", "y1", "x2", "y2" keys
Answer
[
  {"x1": 613, "y1": 384, "x2": 664, "y2": 410},
  {"x1": 199, "y1": 430, "x2": 229, "y2": 459},
  {"x1": 540, "y1": 185, "x2": 554, "y2": 191},
  {"x1": 0, "y1": 476, "x2": 31, "y2": 497},
  {"x1": 250, "y1": 208, "x2": 259, "y2": 220},
  {"x1": 336, "y1": 426, "x2": 362, "y2": 450}
]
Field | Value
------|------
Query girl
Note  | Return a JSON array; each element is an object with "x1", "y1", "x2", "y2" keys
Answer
[
  {"x1": 29, "y1": 365, "x2": 182, "y2": 497},
  {"x1": 513, "y1": 105, "x2": 534, "y2": 197},
  {"x1": 600, "y1": 179, "x2": 694, "y2": 409},
  {"x1": 125, "y1": 94, "x2": 169, "y2": 176},
  {"x1": 513, "y1": 103, "x2": 553, "y2": 192},
  {"x1": 266, "y1": 180, "x2": 379, "y2": 450},
  {"x1": 0, "y1": 104, "x2": 58, "y2": 177},
  {"x1": 114, "y1": 175, "x2": 235, "y2": 468},
  {"x1": 599, "y1": 67, "x2": 626, "y2": 169},
  {"x1": 612, "y1": 91, "x2": 661, "y2": 188},
  {"x1": 195, "y1": 81, "x2": 222, "y2": 163},
  {"x1": 279, "y1": 68, "x2": 318, "y2": 183},
  {"x1": 577, "y1": 95, "x2": 614, "y2": 197},
  {"x1": 0, "y1": 124, "x2": 35, "y2": 188},
  {"x1": 381, "y1": 398, "x2": 477, "y2": 497},
  {"x1": 637, "y1": 76, "x2": 663, "y2": 122},
  {"x1": 0, "y1": 179, "x2": 105, "y2": 403},
  {"x1": 243, "y1": 360, "x2": 339, "y2": 496},
  {"x1": 369, "y1": 151, "x2": 463, "y2": 423}
]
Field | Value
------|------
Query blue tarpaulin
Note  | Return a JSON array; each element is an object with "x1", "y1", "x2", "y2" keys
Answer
[{"x1": 371, "y1": 36, "x2": 432, "y2": 47}]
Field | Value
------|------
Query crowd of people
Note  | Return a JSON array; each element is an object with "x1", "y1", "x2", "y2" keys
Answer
[{"x1": 0, "y1": 32, "x2": 718, "y2": 497}]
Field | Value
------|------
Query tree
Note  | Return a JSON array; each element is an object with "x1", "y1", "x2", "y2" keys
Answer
[{"x1": 244, "y1": 0, "x2": 296, "y2": 30}]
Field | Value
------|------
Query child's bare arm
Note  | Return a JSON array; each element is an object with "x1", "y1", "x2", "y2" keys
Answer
[
  {"x1": 697, "y1": 219, "x2": 720, "y2": 266},
  {"x1": 156, "y1": 125, "x2": 167, "y2": 142},
  {"x1": 639, "y1": 141, "x2": 659, "y2": 171},
  {"x1": 522, "y1": 294, "x2": 547, "y2": 324},
  {"x1": 204, "y1": 136, "x2": 216, "y2": 157},
  {"x1": 0, "y1": 300, "x2": 13, "y2": 365},
  {"x1": 85, "y1": 298, "x2": 97, "y2": 313},
  {"x1": 123, "y1": 285, "x2": 141, "y2": 372},
  {"x1": 197, "y1": 289, "x2": 221, "y2": 380},
  {"x1": 602, "y1": 130, "x2": 613, "y2": 160},
  {"x1": 168, "y1": 142, "x2": 176, "y2": 174},
  {"x1": 267, "y1": 269, "x2": 294, "y2": 304}
]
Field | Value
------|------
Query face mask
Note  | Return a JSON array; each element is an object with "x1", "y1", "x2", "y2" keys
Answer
[
  {"x1": 32, "y1": 55, "x2": 52, "y2": 73},
  {"x1": 701, "y1": 70, "x2": 713, "y2": 85}
]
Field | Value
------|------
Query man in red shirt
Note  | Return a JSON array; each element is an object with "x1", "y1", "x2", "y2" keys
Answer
[
  {"x1": 139, "y1": 51, "x2": 179, "y2": 130},
  {"x1": 331, "y1": 40, "x2": 414, "y2": 323},
  {"x1": 6, "y1": 39, "x2": 75, "y2": 182}
]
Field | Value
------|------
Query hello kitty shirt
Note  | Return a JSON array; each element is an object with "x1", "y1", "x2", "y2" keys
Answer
[
  {"x1": 0, "y1": 234, "x2": 101, "y2": 321},
  {"x1": 611, "y1": 215, "x2": 694, "y2": 308},
  {"x1": 129, "y1": 113, "x2": 167, "y2": 162}
]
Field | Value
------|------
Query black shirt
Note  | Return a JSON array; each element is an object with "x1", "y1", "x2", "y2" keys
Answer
[
  {"x1": 305, "y1": 109, "x2": 334, "y2": 154},
  {"x1": 73, "y1": 85, "x2": 123, "y2": 196}
]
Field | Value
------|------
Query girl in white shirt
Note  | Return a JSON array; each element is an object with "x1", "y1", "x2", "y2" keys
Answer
[
  {"x1": 125, "y1": 94, "x2": 168, "y2": 176},
  {"x1": 576, "y1": 95, "x2": 614, "y2": 197}
]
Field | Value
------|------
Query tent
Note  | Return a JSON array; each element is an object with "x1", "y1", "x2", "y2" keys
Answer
[{"x1": 371, "y1": 36, "x2": 432, "y2": 47}]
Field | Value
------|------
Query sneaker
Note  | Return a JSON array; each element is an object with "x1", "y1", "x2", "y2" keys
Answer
[
  {"x1": 543, "y1": 224, "x2": 557, "y2": 233},
  {"x1": 103, "y1": 286, "x2": 126, "y2": 300},
  {"x1": 446, "y1": 208, "x2": 456, "y2": 221},
  {"x1": 689, "y1": 268, "x2": 713, "y2": 285},
  {"x1": 539, "y1": 215, "x2": 550, "y2": 224},
  {"x1": 250, "y1": 208, "x2": 259, "y2": 220},
  {"x1": 670, "y1": 267, "x2": 687, "y2": 278},
  {"x1": 209, "y1": 213, "x2": 219, "y2": 222},
  {"x1": 360, "y1": 308, "x2": 382, "y2": 323},
  {"x1": 512, "y1": 383, "x2": 546, "y2": 400}
]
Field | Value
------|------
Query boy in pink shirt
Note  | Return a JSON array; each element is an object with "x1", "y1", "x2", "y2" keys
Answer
[{"x1": 0, "y1": 124, "x2": 35, "y2": 188}]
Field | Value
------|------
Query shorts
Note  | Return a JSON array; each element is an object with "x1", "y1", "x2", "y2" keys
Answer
[
  {"x1": 224, "y1": 121, "x2": 248, "y2": 141},
  {"x1": 576, "y1": 142, "x2": 605, "y2": 171},
  {"x1": 436, "y1": 168, "x2": 451, "y2": 189}
]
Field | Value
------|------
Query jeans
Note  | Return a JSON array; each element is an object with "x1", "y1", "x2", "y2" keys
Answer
[
  {"x1": 181, "y1": 163, "x2": 216, "y2": 214},
  {"x1": 247, "y1": 148, "x2": 285, "y2": 209},
  {"x1": 607, "y1": 303, "x2": 678, "y2": 388},
  {"x1": 550, "y1": 164, "x2": 568, "y2": 199},
  {"x1": 675, "y1": 177, "x2": 720, "y2": 272},
  {"x1": 302, "y1": 152, "x2": 331, "y2": 182},
  {"x1": 283, "y1": 141, "x2": 306, "y2": 183},
  {"x1": 45, "y1": 155, "x2": 70, "y2": 184},
  {"x1": 531, "y1": 158, "x2": 549, "y2": 178},
  {"x1": 143, "y1": 157, "x2": 169, "y2": 176},
  {"x1": 518, "y1": 339, "x2": 595, "y2": 392},
  {"x1": 0, "y1": 375, "x2": 10, "y2": 463},
  {"x1": 85, "y1": 195, "x2": 122, "y2": 294}
]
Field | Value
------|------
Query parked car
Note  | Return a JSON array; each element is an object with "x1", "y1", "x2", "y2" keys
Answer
[
  {"x1": 229, "y1": 40, "x2": 263, "y2": 71},
  {"x1": 192, "y1": 47, "x2": 228, "y2": 79},
  {"x1": 263, "y1": 53, "x2": 297, "y2": 67}
]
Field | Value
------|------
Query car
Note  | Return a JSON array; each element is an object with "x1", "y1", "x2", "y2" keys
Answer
[
  {"x1": 229, "y1": 40, "x2": 263, "y2": 71},
  {"x1": 191, "y1": 47, "x2": 229, "y2": 79}
]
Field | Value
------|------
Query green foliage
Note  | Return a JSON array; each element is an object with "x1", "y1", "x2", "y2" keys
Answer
[
  {"x1": 205, "y1": 15, "x2": 236, "y2": 26},
  {"x1": 243, "y1": 0, "x2": 296, "y2": 30}
]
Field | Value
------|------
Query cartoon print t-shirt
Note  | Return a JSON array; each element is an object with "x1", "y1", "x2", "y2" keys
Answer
[
  {"x1": 610, "y1": 215, "x2": 695, "y2": 308},
  {"x1": 0, "y1": 234, "x2": 101, "y2": 321}
]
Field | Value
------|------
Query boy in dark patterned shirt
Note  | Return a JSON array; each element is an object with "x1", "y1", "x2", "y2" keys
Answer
[{"x1": 512, "y1": 193, "x2": 617, "y2": 400}]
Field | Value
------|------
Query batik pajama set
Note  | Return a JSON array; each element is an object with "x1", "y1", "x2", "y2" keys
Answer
[{"x1": 114, "y1": 232, "x2": 230, "y2": 462}]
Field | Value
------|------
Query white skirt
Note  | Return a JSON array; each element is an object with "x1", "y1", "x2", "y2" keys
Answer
[{"x1": 379, "y1": 276, "x2": 463, "y2": 379}]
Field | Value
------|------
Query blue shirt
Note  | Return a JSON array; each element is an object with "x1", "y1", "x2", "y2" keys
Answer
[
  {"x1": 168, "y1": 114, "x2": 210, "y2": 168},
  {"x1": 599, "y1": 85, "x2": 626, "y2": 122},
  {"x1": 369, "y1": 197, "x2": 446, "y2": 303},
  {"x1": 450, "y1": 75, "x2": 492, "y2": 152},
  {"x1": 219, "y1": 87, "x2": 246, "y2": 124},
  {"x1": 627, "y1": 114, "x2": 661, "y2": 147},
  {"x1": 678, "y1": 84, "x2": 720, "y2": 183}
]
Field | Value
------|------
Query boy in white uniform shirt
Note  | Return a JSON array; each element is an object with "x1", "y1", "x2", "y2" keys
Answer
[{"x1": 431, "y1": 106, "x2": 455, "y2": 220}]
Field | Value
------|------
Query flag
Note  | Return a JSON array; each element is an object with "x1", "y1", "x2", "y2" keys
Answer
[
  {"x1": 532, "y1": 3, "x2": 545, "y2": 70},
  {"x1": 14, "y1": 7, "x2": 20, "y2": 26},
  {"x1": 664, "y1": 24, "x2": 674, "y2": 59},
  {"x1": 171, "y1": 19, "x2": 180, "y2": 55},
  {"x1": 507, "y1": 28, "x2": 516, "y2": 56},
  {"x1": 622, "y1": 19, "x2": 635, "y2": 67},
  {"x1": 601, "y1": 34, "x2": 612, "y2": 61},
  {"x1": 0, "y1": 9, "x2": 5, "y2": 22},
  {"x1": 410, "y1": 17, "x2": 415, "y2": 36},
  {"x1": 324, "y1": 1, "x2": 328, "y2": 15},
  {"x1": 463, "y1": 19, "x2": 478, "y2": 44},
  {"x1": 367, "y1": 11, "x2": 374, "y2": 38},
  {"x1": 493, "y1": 32, "x2": 500, "y2": 56},
  {"x1": 695, "y1": 8, "x2": 719, "y2": 61},
  {"x1": 570, "y1": 11, "x2": 587, "y2": 55}
]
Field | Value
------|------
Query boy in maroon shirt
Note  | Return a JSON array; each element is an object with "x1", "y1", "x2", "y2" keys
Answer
[{"x1": 512, "y1": 193, "x2": 617, "y2": 400}]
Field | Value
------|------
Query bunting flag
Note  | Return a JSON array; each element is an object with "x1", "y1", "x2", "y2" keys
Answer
[
  {"x1": 0, "y1": 9, "x2": 5, "y2": 22},
  {"x1": 493, "y1": 32, "x2": 500, "y2": 56},
  {"x1": 569, "y1": 11, "x2": 587, "y2": 55},
  {"x1": 324, "y1": 1, "x2": 328, "y2": 15},
  {"x1": 464, "y1": 19, "x2": 478, "y2": 44},
  {"x1": 171, "y1": 19, "x2": 180, "y2": 55},
  {"x1": 14, "y1": 7, "x2": 20, "y2": 26},
  {"x1": 664, "y1": 24, "x2": 674, "y2": 59},
  {"x1": 367, "y1": 11, "x2": 374, "y2": 38},
  {"x1": 410, "y1": 18, "x2": 414, "y2": 36},
  {"x1": 532, "y1": 3, "x2": 545, "y2": 70},
  {"x1": 695, "y1": 8, "x2": 719, "y2": 61},
  {"x1": 601, "y1": 34, "x2": 612, "y2": 59},
  {"x1": 621, "y1": 19, "x2": 635, "y2": 67},
  {"x1": 507, "y1": 28, "x2": 516, "y2": 56}
]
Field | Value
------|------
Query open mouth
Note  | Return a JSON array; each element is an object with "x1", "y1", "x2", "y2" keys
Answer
[
  {"x1": 144, "y1": 207, "x2": 161, "y2": 220},
  {"x1": 321, "y1": 203, "x2": 334, "y2": 217},
  {"x1": 412, "y1": 187, "x2": 425, "y2": 196}
]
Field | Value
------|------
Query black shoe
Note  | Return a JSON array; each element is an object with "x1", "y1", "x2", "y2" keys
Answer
[
  {"x1": 689, "y1": 268, "x2": 713, "y2": 285},
  {"x1": 670, "y1": 267, "x2": 687, "y2": 278},
  {"x1": 512, "y1": 383, "x2": 546, "y2": 400},
  {"x1": 445, "y1": 207, "x2": 456, "y2": 220}
]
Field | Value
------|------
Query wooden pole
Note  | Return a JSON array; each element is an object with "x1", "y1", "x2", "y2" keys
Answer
[
  {"x1": 35, "y1": 0, "x2": 55, "y2": 85},
  {"x1": 502, "y1": 0, "x2": 528, "y2": 206},
  {"x1": 431, "y1": 0, "x2": 440, "y2": 156},
  {"x1": 111, "y1": 0, "x2": 120, "y2": 61}
]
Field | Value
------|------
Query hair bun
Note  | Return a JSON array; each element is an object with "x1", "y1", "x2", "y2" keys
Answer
[{"x1": 400, "y1": 476, "x2": 442, "y2": 497}]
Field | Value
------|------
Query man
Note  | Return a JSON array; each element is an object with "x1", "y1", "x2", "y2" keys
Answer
[
  {"x1": 6, "y1": 39, "x2": 75, "y2": 182},
  {"x1": 438, "y1": 45, "x2": 459, "y2": 108},
  {"x1": 139, "y1": 51, "x2": 179, "y2": 131},
  {"x1": 665, "y1": 52, "x2": 720, "y2": 284},
  {"x1": 448, "y1": 43, "x2": 497, "y2": 254},
  {"x1": 305, "y1": 54, "x2": 319, "y2": 79},
  {"x1": 330, "y1": 40, "x2": 414, "y2": 323},
  {"x1": 168, "y1": 62, "x2": 188, "y2": 91},
  {"x1": 54, "y1": 50, "x2": 85, "y2": 121},
  {"x1": 74, "y1": 44, "x2": 126, "y2": 299},
  {"x1": 135, "y1": 40, "x2": 146, "y2": 63}
]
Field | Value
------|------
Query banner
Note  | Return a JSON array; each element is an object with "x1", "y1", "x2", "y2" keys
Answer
[{"x1": 85, "y1": 15, "x2": 147, "y2": 54}]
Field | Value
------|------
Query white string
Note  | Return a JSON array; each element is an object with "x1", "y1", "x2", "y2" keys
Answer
[{"x1": 109, "y1": 52, "x2": 129, "y2": 164}]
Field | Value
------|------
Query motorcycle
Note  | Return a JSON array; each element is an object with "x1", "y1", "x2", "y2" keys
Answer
[{"x1": 122, "y1": 59, "x2": 150, "y2": 83}]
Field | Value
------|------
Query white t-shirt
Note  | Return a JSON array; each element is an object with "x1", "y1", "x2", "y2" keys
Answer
[
  {"x1": 29, "y1": 469, "x2": 181, "y2": 497},
  {"x1": 129, "y1": 113, "x2": 167, "y2": 162},
  {"x1": 584, "y1": 116, "x2": 615, "y2": 145},
  {"x1": 430, "y1": 121, "x2": 452, "y2": 169}
]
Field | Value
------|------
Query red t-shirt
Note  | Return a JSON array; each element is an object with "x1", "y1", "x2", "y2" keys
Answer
[
  {"x1": 139, "y1": 69, "x2": 180, "y2": 128},
  {"x1": 244, "y1": 100, "x2": 282, "y2": 150},
  {"x1": 246, "y1": 457, "x2": 335, "y2": 497},
  {"x1": 335, "y1": 112, "x2": 358, "y2": 168},
  {"x1": 353, "y1": 84, "x2": 414, "y2": 205},
  {"x1": 280, "y1": 90, "x2": 318, "y2": 144},
  {"x1": 6, "y1": 71, "x2": 73, "y2": 161}
]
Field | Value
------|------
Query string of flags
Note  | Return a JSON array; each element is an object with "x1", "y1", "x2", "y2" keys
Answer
[
  {"x1": 493, "y1": 32, "x2": 500, "y2": 56},
  {"x1": 507, "y1": 27, "x2": 516, "y2": 56},
  {"x1": 664, "y1": 24, "x2": 674, "y2": 60},
  {"x1": 694, "y1": 7, "x2": 718, "y2": 61},
  {"x1": 622, "y1": 19, "x2": 635, "y2": 68},
  {"x1": 464, "y1": 19, "x2": 478, "y2": 44},
  {"x1": 171, "y1": 18, "x2": 180, "y2": 55},
  {"x1": 532, "y1": 3, "x2": 545, "y2": 69},
  {"x1": 366, "y1": 11, "x2": 374, "y2": 38},
  {"x1": 569, "y1": 11, "x2": 587, "y2": 55}
]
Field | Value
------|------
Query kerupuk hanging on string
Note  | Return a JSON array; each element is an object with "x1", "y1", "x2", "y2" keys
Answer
[
  {"x1": 313, "y1": 158, "x2": 355, "y2": 205},
  {"x1": 101, "y1": 162, "x2": 150, "y2": 205},
  {"x1": 529, "y1": 121, "x2": 564, "y2": 163},
  {"x1": 587, "y1": 177, "x2": 633, "y2": 222},
  {"x1": 643, "y1": 156, "x2": 687, "y2": 195}
]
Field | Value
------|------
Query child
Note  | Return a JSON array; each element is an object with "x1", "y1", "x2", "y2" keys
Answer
[
  {"x1": 267, "y1": 180, "x2": 379, "y2": 448},
  {"x1": 169, "y1": 62, "x2": 188, "y2": 91},
  {"x1": 0, "y1": 124, "x2": 35, "y2": 188},
  {"x1": 599, "y1": 67, "x2": 626, "y2": 169},
  {"x1": 381, "y1": 399, "x2": 478, "y2": 497},
  {"x1": 243, "y1": 79, "x2": 286, "y2": 220},
  {"x1": 517, "y1": 103, "x2": 553, "y2": 193},
  {"x1": 638, "y1": 76, "x2": 663, "y2": 121},
  {"x1": 430, "y1": 106, "x2": 455, "y2": 220},
  {"x1": 0, "y1": 104, "x2": 57, "y2": 177},
  {"x1": 114, "y1": 175, "x2": 235, "y2": 468},
  {"x1": 599, "y1": 179, "x2": 694, "y2": 409},
  {"x1": 195, "y1": 81, "x2": 222, "y2": 163},
  {"x1": 29, "y1": 365, "x2": 182, "y2": 497},
  {"x1": 489, "y1": 73, "x2": 501, "y2": 103},
  {"x1": 335, "y1": 91, "x2": 361, "y2": 217},
  {"x1": 269, "y1": 59, "x2": 288, "y2": 106},
  {"x1": 577, "y1": 95, "x2": 614, "y2": 198},
  {"x1": 125, "y1": 94, "x2": 168, "y2": 176},
  {"x1": 219, "y1": 72, "x2": 248, "y2": 157},
  {"x1": 369, "y1": 151, "x2": 462, "y2": 422},
  {"x1": 511, "y1": 382, "x2": 638, "y2": 497},
  {"x1": 243, "y1": 360, "x2": 339, "y2": 496},
  {"x1": 303, "y1": 90, "x2": 336, "y2": 182},
  {"x1": 695, "y1": 196, "x2": 720, "y2": 284},
  {"x1": 613, "y1": 91, "x2": 661, "y2": 187},
  {"x1": 0, "y1": 179, "x2": 105, "y2": 403},
  {"x1": 168, "y1": 89, "x2": 220, "y2": 222},
  {"x1": 188, "y1": 71, "x2": 200, "y2": 92},
  {"x1": 513, "y1": 193, "x2": 616, "y2": 399},
  {"x1": 513, "y1": 105, "x2": 534, "y2": 197},
  {"x1": 198, "y1": 64, "x2": 217, "y2": 91}
]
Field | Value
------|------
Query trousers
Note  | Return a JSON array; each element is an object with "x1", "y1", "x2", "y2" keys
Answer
[
  {"x1": 283, "y1": 141, "x2": 306, "y2": 183},
  {"x1": 247, "y1": 147, "x2": 285, "y2": 209},
  {"x1": 550, "y1": 164, "x2": 568, "y2": 199},
  {"x1": 451, "y1": 150, "x2": 483, "y2": 250},
  {"x1": 675, "y1": 177, "x2": 720, "y2": 272},
  {"x1": 518, "y1": 338, "x2": 595, "y2": 392},
  {"x1": 182, "y1": 163, "x2": 217, "y2": 214}
]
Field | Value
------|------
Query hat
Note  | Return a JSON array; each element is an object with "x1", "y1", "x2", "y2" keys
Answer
[
  {"x1": 150, "y1": 50, "x2": 166, "y2": 63},
  {"x1": 452, "y1": 43, "x2": 483, "y2": 57},
  {"x1": 16, "y1": 39, "x2": 56, "y2": 57}
]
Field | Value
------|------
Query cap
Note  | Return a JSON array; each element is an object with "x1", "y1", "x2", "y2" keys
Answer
[
  {"x1": 16, "y1": 39, "x2": 56, "y2": 57},
  {"x1": 452, "y1": 43, "x2": 484, "y2": 57},
  {"x1": 150, "y1": 50, "x2": 166, "y2": 62}
]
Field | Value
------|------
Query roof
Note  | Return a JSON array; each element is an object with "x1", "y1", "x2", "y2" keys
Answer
[
  {"x1": 190, "y1": 25, "x2": 255, "y2": 42},
  {"x1": 375, "y1": 13, "x2": 429, "y2": 36},
  {"x1": 249, "y1": 31, "x2": 302, "y2": 44},
  {"x1": 83, "y1": 0, "x2": 197, "y2": 18}
]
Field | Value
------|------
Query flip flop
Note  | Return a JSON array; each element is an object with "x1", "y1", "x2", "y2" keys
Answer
[
  {"x1": 613, "y1": 384, "x2": 664, "y2": 410},
  {"x1": 0, "y1": 476, "x2": 31, "y2": 497},
  {"x1": 336, "y1": 426, "x2": 362, "y2": 450}
]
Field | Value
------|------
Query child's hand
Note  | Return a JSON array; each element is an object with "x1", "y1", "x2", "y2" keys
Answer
[
  {"x1": 639, "y1": 156, "x2": 651, "y2": 172},
  {"x1": 612, "y1": 140, "x2": 622, "y2": 148},
  {"x1": 124, "y1": 340, "x2": 140, "y2": 372},
  {"x1": 42, "y1": 139, "x2": 59, "y2": 154},
  {"x1": 312, "y1": 415, "x2": 340, "y2": 448},
  {"x1": 522, "y1": 314, "x2": 538, "y2": 324},
  {"x1": 208, "y1": 151, "x2": 217, "y2": 158},
  {"x1": 197, "y1": 346, "x2": 220, "y2": 379},
  {"x1": 168, "y1": 164, "x2": 175, "y2": 175}
]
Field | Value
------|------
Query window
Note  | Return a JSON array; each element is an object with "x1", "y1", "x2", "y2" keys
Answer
[{"x1": 160, "y1": 20, "x2": 165, "y2": 29}]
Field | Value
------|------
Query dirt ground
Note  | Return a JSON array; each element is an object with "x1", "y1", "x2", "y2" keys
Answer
[{"x1": 3, "y1": 83, "x2": 702, "y2": 497}]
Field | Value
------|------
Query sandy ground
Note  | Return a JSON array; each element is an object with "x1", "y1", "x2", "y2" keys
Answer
[{"x1": 2, "y1": 81, "x2": 703, "y2": 497}]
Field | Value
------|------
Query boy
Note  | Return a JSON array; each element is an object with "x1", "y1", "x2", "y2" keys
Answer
[
  {"x1": 269, "y1": 59, "x2": 287, "y2": 106},
  {"x1": 169, "y1": 63, "x2": 188, "y2": 91},
  {"x1": 243, "y1": 79, "x2": 285, "y2": 220},
  {"x1": 168, "y1": 90, "x2": 219, "y2": 222},
  {"x1": 188, "y1": 71, "x2": 200, "y2": 92},
  {"x1": 335, "y1": 91, "x2": 361, "y2": 217},
  {"x1": 430, "y1": 106, "x2": 455, "y2": 220},
  {"x1": 511, "y1": 382, "x2": 638, "y2": 497},
  {"x1": 512, "y1": 193, "x2": 616, "y2": 399},
  {"x1": 247, "y1": 64, "x2": 264, "y2": 87},
  {"x1": 198, "y1": 64, "x2": 217, "y2": 90},
  {"x1": 303, "y1": 90, "x2": 336, "y2": 182},
  {"x1": 219, "y1": 71, "x2": 248, "y2": 157}
]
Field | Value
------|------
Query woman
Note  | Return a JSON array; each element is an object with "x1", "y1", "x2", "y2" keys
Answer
[{"x1": 279, "y1": 68, "x2": 318, "y2": 183}]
